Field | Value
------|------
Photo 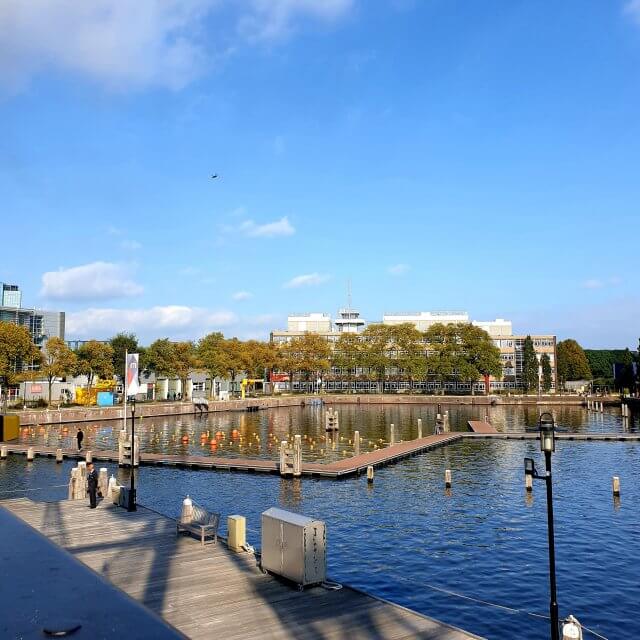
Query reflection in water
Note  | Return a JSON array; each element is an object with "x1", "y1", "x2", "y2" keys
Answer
[{"x1": 17, "y1": 403, "x2": 636, "y2": 464}]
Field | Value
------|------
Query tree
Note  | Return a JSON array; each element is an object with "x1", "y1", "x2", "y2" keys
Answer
[
  {"x1": 243, "y1": 340, "x2": 278, "y2": 380},
  {"x1": 424, "y1": 323, "x2": 457, "y2": 392},
  {"x1": 332, "y1": 333, "x2": 364, "y2": 392},
  {"x1": 77, "y1": 341, "x2": 114, "y2": 392},
  {"x1": 456, "y1": 324, "x2": 502, "y2": 394},
  {"x1": 522, "y1": 336, "x2": 539, "y2": 394},
  {"x1": 0, "y1": 322, "x2": 40, "y2": 389},
  {"x1": 173, "y1": 341, "x2": 198, "y2": 401},
  {"x1": 277, "y1": 334, "x2": 331, "y2": 392},
  {"x1": 219, "y1": 338, "x2": 248, "y2": 396},
  {"x1": 109, "y1": 333, "x2": 141, "y2": 382},
  {"x1": 40, "y1": 337, "x2": 78, "y2": 403},
  {"x1": 540, "y1": 353, "x2": 553, "y2": 393},
  {"x1": 387, "y1": 324, "x2": 426, "y2": 392},
  {"x1": 557, "y1": 339, "x2": 592, "y2": 388},
  {"x1": 361, "y1": 324, "x2": 392, "y2": 392},
  {"x1": 197, "y1": 332, "x2": 228, "y2": 398}
]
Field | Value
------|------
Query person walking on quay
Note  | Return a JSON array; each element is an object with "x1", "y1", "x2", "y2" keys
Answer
[
  {"x1": 76, "y1": 428, "x2": 84, "y2": 451},
  {"x1": 87, "y1": 462, "x2": 98, "y2": 509}
]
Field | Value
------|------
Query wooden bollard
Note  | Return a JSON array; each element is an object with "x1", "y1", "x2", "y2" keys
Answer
[
  {"x1": 56, "y1": 448, "x2": 63, "y2": 463},
  {"x1": 525, "y1": 474, "x2": 533, "y2": 492},
  {"x1": 85, "y1": 450, "x2": 92, "y2": 464},
  {"x1": 417, "y1": 418, "x2": 422, "y2": 439},
  {"x1": 612, "y1": 476, "x2": 621, "y2": 496},
  {"x1": 227, "y1": 515, "x2": 246, "y2": 552},
  {"x1": 354, "y1": 430, "x2": 360, "y2": 456},
  {"x1": 181, "y1": 496, "x2": 194, "y2": 523},
  {"x1": 445, "y1": 469, "x2": 452, "y2": 488},
  {"x1": 98, "y1": 468, "x2": 108, "y2": 498},
  {"x1": 599, "y1": 401, "x2": 604, "y2": 413},
  {"x1": 390, "y1": 423, "x2": 395, "y2": 446},
  {"x1": 0, "y1": 445, "x2": 7, "y2": 460},
  {"x1": 367, "y1": 465, "x2": 374, "y2": 483},
  {"x1": 27, "y1": 446, "x2": 35, "y2": 462}
]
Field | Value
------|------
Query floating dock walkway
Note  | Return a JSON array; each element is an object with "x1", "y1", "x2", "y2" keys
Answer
[
  {"x1": 0, "y1": 497, "x2": 482, "y2": 640},
  {"x1": 3, "y1": 429, "x2": 639, "y2": 478}
]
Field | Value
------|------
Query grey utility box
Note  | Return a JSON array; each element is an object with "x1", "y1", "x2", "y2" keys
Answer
[{"x1": 261, "y1": 507, "x2": 326, "y2": 588}]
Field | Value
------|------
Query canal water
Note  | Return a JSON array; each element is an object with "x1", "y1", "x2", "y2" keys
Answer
[
  {"x1": 14, "y1": 403, "x2": 637, "y2": 463},
  {"x1": 2, "y1": 405, "x2": 638, "y2": 639}
]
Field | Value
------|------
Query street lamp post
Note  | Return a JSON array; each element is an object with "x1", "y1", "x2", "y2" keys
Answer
[
  {"x1": 127, "y1": 397, "x2": 137, "y2": 512},
  {"x1": 524, "y1": 412, "x2": 559, "y2": 640}
]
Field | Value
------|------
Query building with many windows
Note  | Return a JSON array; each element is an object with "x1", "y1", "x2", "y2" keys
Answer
[
  {"x1": 0, "y1": 284, "x2": 65, "y2": 370},
  {"x1": 271, "y1": 309, "x2": 556, "y2": 392}
]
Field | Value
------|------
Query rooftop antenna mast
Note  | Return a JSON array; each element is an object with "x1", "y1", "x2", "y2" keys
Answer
[{"x1": 347, "y1": 278, "x2": 352, "y2": 313}]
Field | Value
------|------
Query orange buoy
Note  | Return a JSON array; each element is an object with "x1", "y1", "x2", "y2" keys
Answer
[
  {"x1": 231, "y1": 429, "x2": 239, "y2": 438},
  {"x1": 215, "y1": 431, "x2": 224, "y2": 439},
  {"x1": 209, "y1": 441, "x2": 218, "y2": 450},
  {"x1": 181, "y1": 436, "x2": 189, "y2": 444}
]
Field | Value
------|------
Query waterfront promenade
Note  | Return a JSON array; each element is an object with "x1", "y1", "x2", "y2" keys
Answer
[
  {"x1": 11, "y1": 393, "x2": 604, "y2": 426},
  {"x1": 1, "y1": 497, "x2": 482, "y2": 640}
]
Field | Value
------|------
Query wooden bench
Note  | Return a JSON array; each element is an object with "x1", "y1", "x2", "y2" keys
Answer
[{"x1": 176, "y1": 505, "x2": 221, "y2": 546}]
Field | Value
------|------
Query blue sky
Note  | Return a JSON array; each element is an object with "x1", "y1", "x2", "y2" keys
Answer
[{"x1": 1, "y1": 0, "x2": 639, "y2": 348}]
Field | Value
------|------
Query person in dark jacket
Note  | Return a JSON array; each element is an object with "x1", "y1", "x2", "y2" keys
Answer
[
  {"x1": 76, "y1": 428, "x2": 84, "y2": 451},
  {"x1": 87, "y1": 462, "x2": 98, "y2": 509}
]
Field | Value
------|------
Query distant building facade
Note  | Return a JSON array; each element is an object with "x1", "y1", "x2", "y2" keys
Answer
[
  {"x1": 0, "y1": 284, "x2": 65, "y2": 372},
  {"x1": 271, "y1": 309, "x2": 556, "y2": 392}
]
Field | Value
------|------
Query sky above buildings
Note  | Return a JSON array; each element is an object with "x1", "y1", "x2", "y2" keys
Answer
[{"x1": 1, "y1": 0, "x2": 639, "y2": 348}]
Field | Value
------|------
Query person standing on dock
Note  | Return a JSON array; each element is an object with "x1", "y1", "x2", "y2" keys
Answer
[
  {"x1": 87, "y1": 462, "x2": 98, "y2": 509},
  {"x1": 76, "y1": 428, "x2": 84, "y2": 451}
]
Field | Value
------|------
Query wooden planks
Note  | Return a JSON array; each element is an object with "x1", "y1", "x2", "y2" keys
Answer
[
  {"x1": 467, "y1": 421, "x2": 498, "y2": 434},
  {"x1": 1, "y1": 497, "x2": 482, "y2": 640}
]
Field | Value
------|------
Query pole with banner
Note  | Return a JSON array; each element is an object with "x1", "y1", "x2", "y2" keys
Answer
[{"x1": 123, "y1": 350, "x2": 127, "y2": 433}]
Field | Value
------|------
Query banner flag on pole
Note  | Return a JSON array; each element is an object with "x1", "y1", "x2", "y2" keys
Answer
[{"x1": 126, "y1": 353, "x2": 140, "y2": 396}]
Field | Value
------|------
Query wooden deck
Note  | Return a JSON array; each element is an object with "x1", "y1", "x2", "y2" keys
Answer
[
  {"x1": 3, "y1": 429, "x2": 638, "y2": 478},
  {"x1": 467, "y1": 421, "x2": 498, "y2": 434},
  {"x1": 0, "y1": 497, "x2": 481, "y2": 640},
  {"x1": 0, "y1": 433, "x2": 464, "y2": 478}
]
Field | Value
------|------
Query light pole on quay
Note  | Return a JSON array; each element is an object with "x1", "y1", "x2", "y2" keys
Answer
[
  {"x1": 127, "y1": 397, "x2": 137, "y2": 512},
  {"x1": 524, "y1": 412, "x2": 559, "y2": 640}
]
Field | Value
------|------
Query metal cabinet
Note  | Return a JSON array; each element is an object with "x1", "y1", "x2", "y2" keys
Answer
[{"x1": 261, "y1": 508, "x2": 326, "y2": 588}]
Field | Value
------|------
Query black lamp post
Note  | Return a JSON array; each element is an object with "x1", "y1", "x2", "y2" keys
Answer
[
  {"x1": 127, "y1": 397, "x2": 137, "y2": 512},
  {"x1": 524, "y1": 412, "x2": 559, "y2": 640}
]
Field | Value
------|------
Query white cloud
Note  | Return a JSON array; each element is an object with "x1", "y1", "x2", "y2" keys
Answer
[
  {"x1": 232, "y1": 291, "x2": 253, "y2": 300},
  {"x1": 582, "y1": 276, "x2": 622, "y2": 290},
  {"x1": 41, "y1": 262, "x2": 143, "y2": 301},
  {"x1": 624, "y1": 0, "x2": 640, "y2": 26},
  {"x1": 66, "y1": 305, "x2": 237, "y2": 338},
  {"x1": 121, "y1": 239, "x2": 142, "y2": 250},
  {"x1": 283, "y1": 272, "x2": 329, "y2": 288},
  {"x1": 0, "y1": 0, "x2": 355, "y2": 93},
  {"x1": 388, "y1": 263, "x2": 410, "y2": 275},
  {"x1": 239, "y1": 0, "x2": 354, "y2": 41},
  {"x1": 239, "y1": 216, "x2": 295, "y2": 238}
]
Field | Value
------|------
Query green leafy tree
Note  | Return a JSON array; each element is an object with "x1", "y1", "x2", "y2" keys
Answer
[
  {"x1": 332, "y1": 333, "x2": 365, "y2": 392},
  {"x1": 388, "y1": 324, "x2": 426, "y2": 392},
  {"x1": 147, "y1": 339, "x2": 198, "y2": 400},
  {"x1": 540, "y1": 353, "x2": 553, "y2": 393},
  {"x1": 197, "y1": 332, "x2": 228, "y2": 398},
  {"x1": 109, "y1": 333, "x2": 142, "y2": 382},
  {"x1": 0, "y1": 322, "x2": 40, "y2": 389},
  {"x1": 173, "y1": 341, "x2": 198, "y2": 401},
  {"x1": 277, "y1": 334, "x2": 331, "y2": 392},
  {"x1": 424, "y1": 323, "x2": 457, "y2": 392},
  {"x1": 456, "y1": 324, "x2": 502, "y2": 394},
  {"x1": 613, "y1": 348, "x2": 635, "y2": 393},
  {"x1": 77, "y1": 341, "x2": 115, "y2": 392},
  {"x1": 361, "y1": 324, "x2": 393, "y2": 392},
  {"x1": 522, "y1": 336, "x2": 539, "y2": 393},
  {"x1": 557, "y1": 339, "x2": 592, "y2": 388},
  {"x1": 220, "y1": 338, "x2": 248, "y2": 396},
  {"x1": 40, "y1": 337, "x2": 78, "y2": 403}
]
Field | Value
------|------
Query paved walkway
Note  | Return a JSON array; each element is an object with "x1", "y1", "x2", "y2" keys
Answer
[{"x1": 1, "y1": 497, "x2": 482, "y2": 640}]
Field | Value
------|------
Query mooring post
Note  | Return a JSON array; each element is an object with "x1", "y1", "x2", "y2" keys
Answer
[
  {"x1": 417, "y1": 418, "x2": 422, "y2": 439},
  {"x1": 0, "y1": 445, "x2": 7, "y2": 460},
  {"x1": 445, "y1": 469, "x2": 452, "y2": 488},
  {"x1": 354, "y1": 430, "x2": 360, "y2": 456},
  {"x1": 181, "y1": 495, "x2": 193, "y2": 523},
  {"x1": 562, "y1": 615, "x2": 583, "y2": 639},
  {"x1": 600, "y1": 401, "x2": 604, "y2": 413},
  {"x1": 85, "y1": 450, "x2": 92, "y2": 464},
  {"x1": 56, "y1": 448, "x2": 63, "y2": 463},
  {"x1": 390, "y1": 423, "x2": 395, "y2": 446},
  {"x1": 26, "y1": 446, "x2": 34, "y2": 462},
  {"x1": 612, "y1": 476, "x2": 621, "y2": 497},
  {"x1": 367, "y1": 465, "x2": 374, "y2": 483},
  {"x1": 293, "y1": 434, "x2": 302, "y2": 477},
  {"x1": 526, "y1": 474, "x2": 533, "y2": 492}
]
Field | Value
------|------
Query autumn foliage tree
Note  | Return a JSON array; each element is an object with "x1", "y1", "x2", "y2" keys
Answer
[{"x1": 40, "y1": 337, "x2": 78, "y2": 403}]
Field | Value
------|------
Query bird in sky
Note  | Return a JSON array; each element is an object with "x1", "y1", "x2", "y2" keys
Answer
[{"x1": 211, "y1": 173, "x2": 219, "y2": 179}]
